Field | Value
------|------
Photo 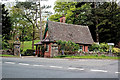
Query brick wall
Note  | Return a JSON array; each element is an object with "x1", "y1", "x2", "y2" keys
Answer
[
  {"x1": 44, "y1": 43, "x2": 51, "y2": 58},
  {"x1": 85, "y1": 46, "x2": 88, "y2": 52}
]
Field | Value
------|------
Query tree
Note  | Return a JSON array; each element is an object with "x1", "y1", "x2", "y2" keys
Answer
[
  {"x1": 9, "y1": 6, "x2": 33, "y2": 51},
  {"x1": 49, "y1": 13, "x2": 62, "y2": 22},
  {"x1": 14, "y1": 1, "x2": 51, "y2": 50},
  {"x1": 92, "y1": 2, "x2": 120, "y2": 44},
  {"x1": 2, "y1": 4, "x2": 12, "y2": 49},
  {"x1": 49, "y1": 1, "x2": 120, "y2": 46}
]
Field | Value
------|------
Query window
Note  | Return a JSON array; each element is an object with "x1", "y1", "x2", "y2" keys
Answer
[
  {"x1": 45, "y1": 44, "x2": 49, "y2": 52},
  {"x1": 79, "y1": 46, "x2": 83, "y2": 51}
]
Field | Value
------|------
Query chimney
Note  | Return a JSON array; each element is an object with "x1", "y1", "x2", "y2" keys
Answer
[
  {"x1": 60, "y1": 17, "x2": 63, "y2": 22},
  {"x1": 63, "y1": 16, "x2": 65, "y2": 23},
  {"x1": 60, "y1": 14, "x2": 65, "y2": 23}
]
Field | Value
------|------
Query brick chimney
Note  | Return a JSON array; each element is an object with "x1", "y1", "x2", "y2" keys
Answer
[
  {"x1": 60, "y1": 14, "x2": 65, "y2": 23},
  {"x1": 60, "y1": 17, "x2": 63, "y2": 22}
]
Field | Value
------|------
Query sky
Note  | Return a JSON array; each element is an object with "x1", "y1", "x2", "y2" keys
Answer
[
  {"x1": 0, "y1": 0, "x2": 56, "y2": 14},
  {"x1": 1, "y1": 0, "x2": 120, "y2": 17}
]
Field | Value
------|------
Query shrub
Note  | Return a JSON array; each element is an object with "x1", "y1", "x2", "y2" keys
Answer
[
  {"x1": 95, "y1": 54, "x2": 98, "y2": 57},
  {"x1": 85, "y1": 52, "x2": 88, "y2": 55},
  {"x1": 24, "y1": 49, "x2": 35, "y2": 56},
  {"x1": 101, "y1": 54, "x2": 106, "y2": 57},
  {"x1": 57, "y1": 40, "x2": 79, "y2": 55},
  {"x1": 113, "y1": 48, "x2": 120, "y2": 56},
  {"x1": 89, "y1": 43, "x2": 109, "y2": 53},
  {"x1": 113, "y1": 48, "x2": 120, "y2": 53}
]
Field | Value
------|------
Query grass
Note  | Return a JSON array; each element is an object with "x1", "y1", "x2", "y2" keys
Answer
[
  {"x1": 21, "y1": 40, "x2": 40, "y2": 52},
  {"x1": 0, "y1": 54, "x2": 15, "y2": 57},
  {"x1": 54, "y1": 55, "x2": 120, "y2": 60}
]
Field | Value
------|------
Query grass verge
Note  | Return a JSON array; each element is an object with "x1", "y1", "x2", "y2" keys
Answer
[
  {"x1": 54, "y1": 55, "x2": 120, "y2": 60},
  {"x1": 0, "y1": 54, "x2": 18, "y2": 57}
]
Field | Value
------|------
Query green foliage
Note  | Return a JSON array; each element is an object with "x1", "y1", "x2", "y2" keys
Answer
[
  {"x1": 101, "y1": 54, "x2": 106, "y2": 57},
  {"x1": 10, "y1": 6, "x2": 33, "y2": 42},
  {"x1": 13, "y1": 2, "x2": 52, "y2": 49},
  {"x1": 2, "y1": 4, "x2": 13, "y2": 49},
  {"x1": 24, "y1": 49, "x2": 35, "y2": 56},
  {"x1": 90, "y1": 43, "x2": 109, "y2": 52},
  {"x1": 2, "y1": 36, "x2": 8, "y2": 49},
  {"x1": 0, "y1": 54, "x2": 14, "y2": 57},
  {"x1": 66, "y1": 3, "x2": 92, "y2": 25},
  {"x1": 53, "y1": 1, "x2": 77, "y2": 14},
  {"x1": 95, "y1": 54, "x2": 98, "y2": 57},
  {"x1": 49, "y1": 1, "x2": 120, "y2": 44},
  {"x1": 57, "y1": 40, "x2": 79, "y2": 54},
  {"x1": 96, "y1": 2, "x2": 120, "y2": 43},
  {"x1": 20, "y1": 40, "x2": 40, "y2": 52},
  {"x1": 54, "y1": 55, "x2": 119, "y2": 59},
  {"x1": 49, "y1": 13, "x2": 62, "y2": 22},
  {"x1": 113, "y1": 48, "x2": 120, "y2": 53}
]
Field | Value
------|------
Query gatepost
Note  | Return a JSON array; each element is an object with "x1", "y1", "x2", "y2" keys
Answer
[
  {"x1": 13, "y1": 41, "x2": 21, "y2": 57},
  {"x1": 107, "y1": 43, "x2": 114, "y2": 56}
]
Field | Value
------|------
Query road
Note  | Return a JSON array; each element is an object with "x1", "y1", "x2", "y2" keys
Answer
[{"x1": 1, "y1": 57, "x2": 120, "y2": 79}]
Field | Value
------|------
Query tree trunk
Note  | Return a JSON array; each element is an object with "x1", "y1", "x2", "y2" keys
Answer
[
  {"x1": 94, "y1": 2, "x2": 99, "y2": 42},
  {"x1": 32, "y1": 25, "x2": 35, "y2": 50},
  {"x1": 96, "y1": 19, "x2": 99, "y2": 42},
  {"x1": 39, "y1": 0, "x2": 42, "y2": 40},
  {"x1": 22, "y1": 41, "x2": 24, "y2": 51}
]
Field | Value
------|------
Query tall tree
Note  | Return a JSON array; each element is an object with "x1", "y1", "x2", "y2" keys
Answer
[
  {"x1": 49, "y1": 1, "x2": 120, "y2": 45},
  {"x1": 9, "y1": 6, "x2": 33, "y2": 51},
  {"x1": 94, "y1": 2, "x2": 120, "y2": 44},
  {"x1": 14, "y1": 1, "x2": 51, "y2": 50},
  {"x1": 2, "y1": 4, "x2": 12, "y2": 49}
]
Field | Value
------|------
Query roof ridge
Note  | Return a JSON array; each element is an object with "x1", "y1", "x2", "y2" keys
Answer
[{"x1": 48, "y1": 20, "x2": 88, "y2": 27}]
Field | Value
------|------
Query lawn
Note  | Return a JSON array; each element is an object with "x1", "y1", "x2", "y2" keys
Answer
[
  {"x1": 0, "y1": 54, "x2": 14, "y2": 57},
  {"x1": 54, "y1": 55, "x2": 120, "y2": 60},
  {"x1": 21, "y1": 40, "x2": 40, "y2": 52}
]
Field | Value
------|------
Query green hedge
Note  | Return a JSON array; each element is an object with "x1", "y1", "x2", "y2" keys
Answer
[{"x1": 24, "y1": 49, "x2": 35, "y2": 56}]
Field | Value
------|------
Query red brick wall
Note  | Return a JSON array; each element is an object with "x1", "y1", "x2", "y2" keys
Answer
[
  {"x1": 44, "y1": 43, "x2": 51, "y2": 58},
  {"x1": 63, "y1": 16, "x2": 65, "y2": 23},
  {"x1": 60, "y1": 17, "x2": 63, "y2": 22},
  {"x1": 80, "y1": 45, "x2": 88, "y2": 52},
  {"x1": 85, "y1": 46, "x2": 88, "y2": 52},
  {"x1": 82, "y1": 46, "x2": 84, "y2": 52},
  {"x1": 60, "y1": 17, "x2": 65, "y2": 23}
]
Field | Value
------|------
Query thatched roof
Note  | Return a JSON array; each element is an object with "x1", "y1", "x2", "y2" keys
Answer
[{"x1": 45, "y1": 21, "x2": 94, "y2": 44}]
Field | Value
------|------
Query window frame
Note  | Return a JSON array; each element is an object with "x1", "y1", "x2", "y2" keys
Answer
[{"x1": 45, "y1": 44, "x2": 49, "y2": 52}]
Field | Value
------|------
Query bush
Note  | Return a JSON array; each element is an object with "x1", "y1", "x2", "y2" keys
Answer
[
  {"x1": 113, "y1": 48, "x2": 120, "y2": 56},
  {"x1": 24, "y1": 49, "x2": 35, "y2": 56},
  {"x1": 113, "y1": 48, "x2": 120, "y2": 53},
  {"x1": 85, "y1": 52, "x2": 88, "y2": 55},
  {"x1": 95, "y1": 54, "x2": 98, "y2": 57},
  {"x1": 89, "y1": 43, "x2": 109, "y2": 52},
  {"x1": 57, "y1": 40, "x2": 79, "y2": 55},
  {"x1": 101, "y1": 54, "x2": 106, "y2": 57}
]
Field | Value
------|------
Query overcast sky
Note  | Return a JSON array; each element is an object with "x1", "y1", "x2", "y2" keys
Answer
[{"x1": 0, "y1": 0, "x2": 56, "y2": 14}]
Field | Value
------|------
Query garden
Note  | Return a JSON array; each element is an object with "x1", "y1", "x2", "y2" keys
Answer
[{"x1": 54, "y1": 40, "x2": 120, "y2": 59}]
